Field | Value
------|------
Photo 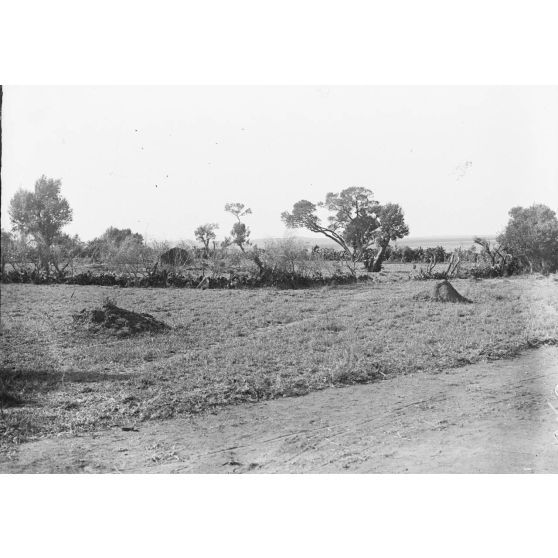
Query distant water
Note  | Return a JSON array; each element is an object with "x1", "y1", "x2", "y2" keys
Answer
[
  {"x1": 262, "y1": 235, "x2": 497, "y2": 251},
  {"x1": 393, "y1": 235, "x2": 497, "y2": 250}
]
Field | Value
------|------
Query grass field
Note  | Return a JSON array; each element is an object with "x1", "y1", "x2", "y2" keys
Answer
[{"x1": 1, "y1": 273, "x2": 557, "y2": 450}]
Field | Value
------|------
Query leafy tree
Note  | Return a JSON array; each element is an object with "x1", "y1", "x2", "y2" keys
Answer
[
  {"x1": 49, "y1": 233, "x2": 84, "y2": 278},
  {"x1": 1, "y1": 229, "x2": 13, "y2": 251},
  {"x1": 194, "y1": 223, "x2": 219, "y2": 257},
  {"x1": 225, "y1": 202, "x2": 252, "y2": 252},
  {"x1": 8, "y1": 176, "x2": 73, "y2": 274},
  {"x1": 0, "y1": 228, "x2": 39, "y2": 274},
  {"x1": 424, "y1": 246, "x2": 447, "y2": 265},
  {"x1": 9, "y1": 176, "x2": 72, "y2": 246},
  {"x1": 105, "y1": 236, "x2": 155, "y2": 277},
  {"x1": 282, "y1": 187, "x2": 380, "y2": 275},
  {"x1": 388, "y1": 245, "x2": 403, "y2": 262},
  {"x1": 401, "y1": 246, "x2": 417, "y2": 263},
  {"x1": 85, "y1": 227, "x2": 144, "y2": 261},
  {"x1": 282, "y1": 187, "x2": 408, "y2": 275},
  {"x1": 99, "y1": 227, "x2": 143, "y2": 247},
  {"x1": 366, "y1": 202, "x2": 409, "y2": 271},
  {"x1": 497, "y1": 204, "x2": 558, "y2": 273}
]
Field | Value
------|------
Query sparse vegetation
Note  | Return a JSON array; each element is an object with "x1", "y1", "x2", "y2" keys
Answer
[
  {"x1": 2, "y1": 176, "x2": 558, "y2": 458},
  {"x1": 3, "y1": 181, "x2": 555, "y2": 290},
  {"x1": 1, "y1": 275, "x2": 556, "y2": 450}
]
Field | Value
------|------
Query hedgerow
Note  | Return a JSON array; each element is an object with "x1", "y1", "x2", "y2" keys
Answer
[{"x1": 0, "y1": 268, "x2": 365, "y2": 289}]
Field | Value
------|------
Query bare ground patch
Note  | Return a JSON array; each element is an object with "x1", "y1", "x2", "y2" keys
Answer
[{"x1": 2, "y1": 346, "x2": 556, "y2": 473}]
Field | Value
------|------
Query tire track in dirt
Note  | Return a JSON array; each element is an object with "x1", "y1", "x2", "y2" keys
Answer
[{"x1": 2, "y1": 346, "x2": 557, "y2": 473}]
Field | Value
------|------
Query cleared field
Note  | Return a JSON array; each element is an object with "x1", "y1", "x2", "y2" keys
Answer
[{"x1": 1, "y1": 275, "x2": 557, "y2": 450}]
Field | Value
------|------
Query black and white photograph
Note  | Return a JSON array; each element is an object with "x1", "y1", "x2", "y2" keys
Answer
[
  {"x1": 1, "y1": 1, "x2": 557, "y2": 556},
  {"x1": 2, "y1": 84, "x2": 557, "y2": 474}
]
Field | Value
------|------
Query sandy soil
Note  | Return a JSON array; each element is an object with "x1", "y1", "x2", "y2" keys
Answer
[{"x1": 2, "y1": 346, "x2": 557, "y2": 473}]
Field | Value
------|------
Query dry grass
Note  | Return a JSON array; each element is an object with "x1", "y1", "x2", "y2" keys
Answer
[{"x1": 1, "y1": 274, "x2": 557, "y2": 449}]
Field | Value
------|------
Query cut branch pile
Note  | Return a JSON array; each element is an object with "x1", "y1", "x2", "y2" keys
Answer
[{"x1": 73, "y1": 300, "x2": 171, "y2": 336}]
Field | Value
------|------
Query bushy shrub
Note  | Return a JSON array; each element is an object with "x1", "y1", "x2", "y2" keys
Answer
[
  {"x1": 84, "y1": 227, "x2": 144, "y2": 262},
  {"x1": 498, "y1": 204, "x2": 558, "y2": 273},
  {"x1": 262, "y1": 238, "x2": 311, "y2": 273}
]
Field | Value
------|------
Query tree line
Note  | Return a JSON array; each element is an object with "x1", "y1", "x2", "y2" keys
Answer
[{"x1": 2, "y1": 176, "x2": 558, "y2": 282}]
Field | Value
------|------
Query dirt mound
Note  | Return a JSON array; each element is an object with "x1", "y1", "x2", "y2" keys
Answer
[
  {"x1": 73, "y1": 301, "x2": 171, "y2": 336},
  {"x1": 414, "y1": 280, "x2": 473, "y2": 303},
  {"x1": 433, "y1": 280, "x2": 472, "y2": 303}
]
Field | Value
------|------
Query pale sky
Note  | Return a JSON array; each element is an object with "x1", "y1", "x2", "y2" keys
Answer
[{"x1": 1, "y1": 86, "x2": 557, "y2": 243}]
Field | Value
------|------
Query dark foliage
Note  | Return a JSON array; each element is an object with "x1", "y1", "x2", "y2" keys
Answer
[
  {"x1": 497, "y1": 204, "x2": 558, "y2": 273},
  {"x1": 388, "y1": 245, "x2": 448, "y2": 263},
  {"x1": 1, "y1": 267, "x2": 364, "y2": 290},
  {"x1": 159, "y1": 247, "x2": 192, "y2": 266}
]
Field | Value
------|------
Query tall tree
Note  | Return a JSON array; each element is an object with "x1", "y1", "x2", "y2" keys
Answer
[
  {"x1": 225, "y1": 202, "x2": 252, "y2": 252},
  {"x1": 9, "y1": 176, "x2": 73, "y2": 273}
]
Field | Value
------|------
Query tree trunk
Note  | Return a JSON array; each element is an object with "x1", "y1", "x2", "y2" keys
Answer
[
  {"x1": 252, "y1": 251, "x2": 266, "y2": 276},
  {"x1": 244, "y1": 245, "x2": 266, "y2": 276},
  {"x1": 343, "y1": 258, "x2": 358, "y2": 278},
  {"x1": 370, "y1": 244, "x2": 388, "y2": 272},
  {"x1": 39, "y1": 246, "x2": 51, "y2": 278}
]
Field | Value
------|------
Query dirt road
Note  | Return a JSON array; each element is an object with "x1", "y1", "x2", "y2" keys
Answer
[{"x1": 2, "y1": 346, "x2": 557, "y2": 473}]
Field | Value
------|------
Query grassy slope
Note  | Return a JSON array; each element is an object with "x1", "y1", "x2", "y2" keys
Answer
[{"x1": 1, "y1": 274, "x2": 557, "y2": 447}]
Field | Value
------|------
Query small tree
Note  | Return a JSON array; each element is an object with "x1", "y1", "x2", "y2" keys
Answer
[
  {"x1": 473, "y1": 237, "x2": 513, "y2": 276},
  {"x1": 423, "y1": 246, "x2": 447, "y2": 265},
  {"x1": 49, "y1": 234, "x2": 83, "y2": 279},
  {"x1": 388, "y1": 245, "x2": 403, "y2": 262},
  {"x1": 262, "y1": 238, "x2": 312, "y2": 275},
  {"x1": 194, "y1": 223, "x2": 219, "y2": 257},
  {"x1": 99, "y1": 227, "x2": 143, "y2": 247},
  {"x1": 224, "y1": 202, "x2": 270, "y2": 275},
  {"x1": 497, "y1": 204, "x2": 558, "y2": 273},
  {"x1": 0, "y1": 230, "x2": 39, "y2": 274},
  {"x1": 106, "y1": 236, "x2": 155, "y2": 277},
  {"x1": 9, "y1": 176, "x2": 73, "y2": 275},
  {"x1": 282, "y1": 187, "x2": 382, "y2": 276},
  {"x1": 85, "y1": 227, "x2": 144, "y2": 262},
  {"x1": 224, "y1": 202, "x2": 252, "y2": 252}
]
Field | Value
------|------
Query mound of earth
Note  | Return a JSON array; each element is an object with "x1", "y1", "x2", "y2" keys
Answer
[
  {"x1": 414, "y1": 279, "x2": 473, "y2": 304},
  {"x1": 73, "y1": 301, "x2": 171, "y2": 336}
]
